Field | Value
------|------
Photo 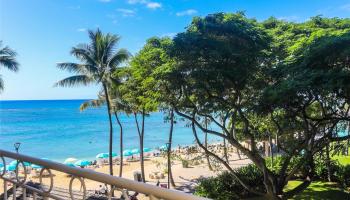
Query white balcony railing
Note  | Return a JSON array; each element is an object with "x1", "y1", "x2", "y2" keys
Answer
[{"x1": 0, "y1": 149, "x2": 210, "y2": 200}]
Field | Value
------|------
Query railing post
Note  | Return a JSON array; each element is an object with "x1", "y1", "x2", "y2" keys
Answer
[
  {"x1": 4, "y1": 180, "x2": 8, "y2": 200},
  {"x1": 12, "y1": 184, "x2": 16, "y2": 200},
  {"x1": 23, "y1": 187, "x2": 27, "y2": 200}
]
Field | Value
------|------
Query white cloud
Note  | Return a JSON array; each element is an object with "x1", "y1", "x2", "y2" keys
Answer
[
  {"x1": 117, "y1": 8, "x2": 136, "y2": 17},
  {"x1": 146, "y1": 2, "x2": 161, "y2": 9},
  {"x1": 77, "y1": 28, "x2": 87, "y2": 32},
  {"x1": 176, "y1": 9, "x2": 197, "y2": 16},
  {"x1": 127, "y1": 0, "x2": 161, "y2": 10},
  {"x1": 340, "y1": 4, "x2": 350, "y2": 11}
]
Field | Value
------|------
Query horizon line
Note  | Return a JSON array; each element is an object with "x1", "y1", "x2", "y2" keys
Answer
[{"x1": 0, "y1": 98, "x2": 93, "y2": 101}]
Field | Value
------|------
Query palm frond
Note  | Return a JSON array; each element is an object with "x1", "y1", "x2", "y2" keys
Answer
[
  {"x1": 54, "y1": 75, "x2": 94, "y2": 87},
  {"x1": 71, "y1": 46, "x2": 98, "y2": 68},
  {"x1": 56, "y1": 62, "x2": 95, "y2": 74},
  {"x1": 79, "y1": 99, "x2": 106, "y2": 111},
  {"x1": 108, "y1": 49, "x2": 130, "y2": 68},
  {"x1": 0, "y1": 56, "x2": 19, "y2": 72},
  {"x1": 103, "y1": 34, "x2": 120, "y2": 63},
  {"x1": 0, "y1": 46, "x2": 17, "y2": 57}
]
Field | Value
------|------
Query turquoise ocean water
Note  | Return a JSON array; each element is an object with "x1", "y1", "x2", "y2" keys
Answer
[{"x1": 0, "y1": 100, "x2": 220, "y2": 162}]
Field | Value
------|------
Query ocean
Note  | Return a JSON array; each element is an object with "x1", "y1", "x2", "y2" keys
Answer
[{"x1": 0, "y1": 100, "x2": 220, "y2": 162}]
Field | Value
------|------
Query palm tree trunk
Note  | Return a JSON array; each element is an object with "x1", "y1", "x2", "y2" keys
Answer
[
  {"x1": 114, "y1": 112, "x2": 123, "y2": 177},
  {"x1": 168, "y1": 109, "x2": 176, "y2": 187},
  {"x1": 103, "y1": 84, "x2": 114, "y2": 177}
]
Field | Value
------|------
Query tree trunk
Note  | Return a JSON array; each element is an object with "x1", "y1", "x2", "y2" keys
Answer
[
  {"x1": 134, "y1": 112, "x2": 146, "y2": 182},
  {"x1": 347, "y1": 122, "x2": 350, "y2": 156},
  {"x1": 167, "y1": 109, "x2": 176, "y2": 187},
  {"x1": 140, "y1": 110, "x2": 146, "y2": 182},
  {"x1": 269, "y1": 135, "x2": 274, "y2": 167},
  {"x1": 103, "y1": 84, "x2": 114, "y2": 176},
  {"x1": 223, "y1": 138, "x2": 229, "y2": 163},
  {"x1": 325, "y1": 144, "x2": 332, "y2": 182},
  {"x1": 114, "y1": 112, "x2": 123, "y2": 177},
  {"x1": 276, "y1": 133, "x2": 280, "y2": 153},
  {"x1": 204, "y1": 118, "x2": 213, "y2": 171},
  {"x1": 204, "y1": 132, "x2": 213, "y2": 171}
]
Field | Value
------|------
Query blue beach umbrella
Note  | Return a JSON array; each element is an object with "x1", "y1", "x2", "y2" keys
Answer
[
  {"x1": 6, "y1": 165, "x2": 16, "y2": 171},
  {"x1": 74, "y1": 160, "x2": 91, "y2": 167},
  {"x1": 143, "y1": 148, "x2": 152, "y2": 153},
  {"x1": 96, "y1": 153, "x2": 109, "y2": 159},
  {"x1": 10, "y1": 160, "x2": 31, "y2": 167},
  {"x1": 65, "y1": 163, "x2": 76, "y2": 167},
  {"x1": 131, "y1": 148, "x2": 140, "y2": 154},
  {"x1": 0, "y1": 163, "x2": 3, "y2": 168},
  {"x1": 123, "y1": 150, "x2": 133, "y2": 156},
  {"x1": 109, "y1": 152, "x2": 117, "y2": 157}
]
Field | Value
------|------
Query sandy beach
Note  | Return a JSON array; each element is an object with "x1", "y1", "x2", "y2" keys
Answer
[{"x1": 0, "y1": 146, "x2": 252, "y2": 199}]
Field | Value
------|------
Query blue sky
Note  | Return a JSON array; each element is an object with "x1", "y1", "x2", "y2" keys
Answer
[{"x1": 1, "y1": 0, "x2": 350, "y2": 100}]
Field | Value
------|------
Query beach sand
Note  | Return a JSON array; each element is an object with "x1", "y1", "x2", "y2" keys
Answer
[{"x1": 0, "y1": 148, "x2": 252, "y2": 199}]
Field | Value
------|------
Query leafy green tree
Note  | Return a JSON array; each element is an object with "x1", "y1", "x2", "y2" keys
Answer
[
  {"x1": 120, "y1": 39, "x2": 160, "y2": 182},
  {"x1": 141, "y1": 37, "x2": 178, "y2": 186},
  {"x1": 150, "y1": 13, "x2": 350, "y2": 199},
  {"x1": 0, "y1": 41, "x2": 19, "y2": 92},
  {"x1": 55, "y1": 29, "x2": 129, "y2": 176}
]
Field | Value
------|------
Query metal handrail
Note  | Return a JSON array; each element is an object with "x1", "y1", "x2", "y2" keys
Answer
[{"x1": 0, "y1": 149, "x2": 210, "y2": 200}]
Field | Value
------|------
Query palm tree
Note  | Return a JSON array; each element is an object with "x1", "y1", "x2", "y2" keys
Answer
[
  {"x1": 80, "y1": 82, "x2": 128, "y2": 178},
  {"x1": 55, "y1": 29, "x2": 129, "y2": 176},
  {"x1": 0, "y1": 41, "x2": 19, "y2": 92}
]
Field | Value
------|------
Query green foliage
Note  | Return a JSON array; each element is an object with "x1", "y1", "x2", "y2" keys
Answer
[
  {"x1": 284, "y1": 181, "x2": 350, "y2": 200},
  {"x1": 195, "y1": 164, "x2": 265, "y2": 199},
  {"x1": 120, "y1": 13, "x2": 350, "y2": 197},
  {"x1": 314, "y1": 157, "x2": 341, "y2": 181},
  {"x1": 338, "y1": 165, "x2": 350, "y2": 189}
]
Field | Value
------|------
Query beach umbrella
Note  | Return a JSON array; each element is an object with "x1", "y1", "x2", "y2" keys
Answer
[
  {"x1": 143, "y1": 148, "x2": 152, "y2": 153},
  {"x1": 96, "y1": 153, "x2": 109, "y2": 159},
  {"x1": 6, "y1": 165, "x2": 16, "y2": 171},
  {"x1": 74, "y1": 160, "x2": 91, "y2": 167},
  {"x1": 123, "y1": 150, "x2": 133, "y2": 156},
  {"x1": 64, "y1": 158, "x2": 77, "y2": 164},
  {"x1": 0, "y1": 163, "x2": 3, "y2": 168},
  {"x1": 65, "y1": 163, "x2": 76, "y2": 167},
  {"x1": 9, "y1": 160, "x2": 31, "y2": 167},
  {"x1": 31, "y1": 164, "x2": 42, "y2": 169},
  {"x1": 109, "y1": 152, "x2": 117, "y2": 157},
  {"x1": 131, "y1": 148, "x2": 140, "y2": 154}
]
